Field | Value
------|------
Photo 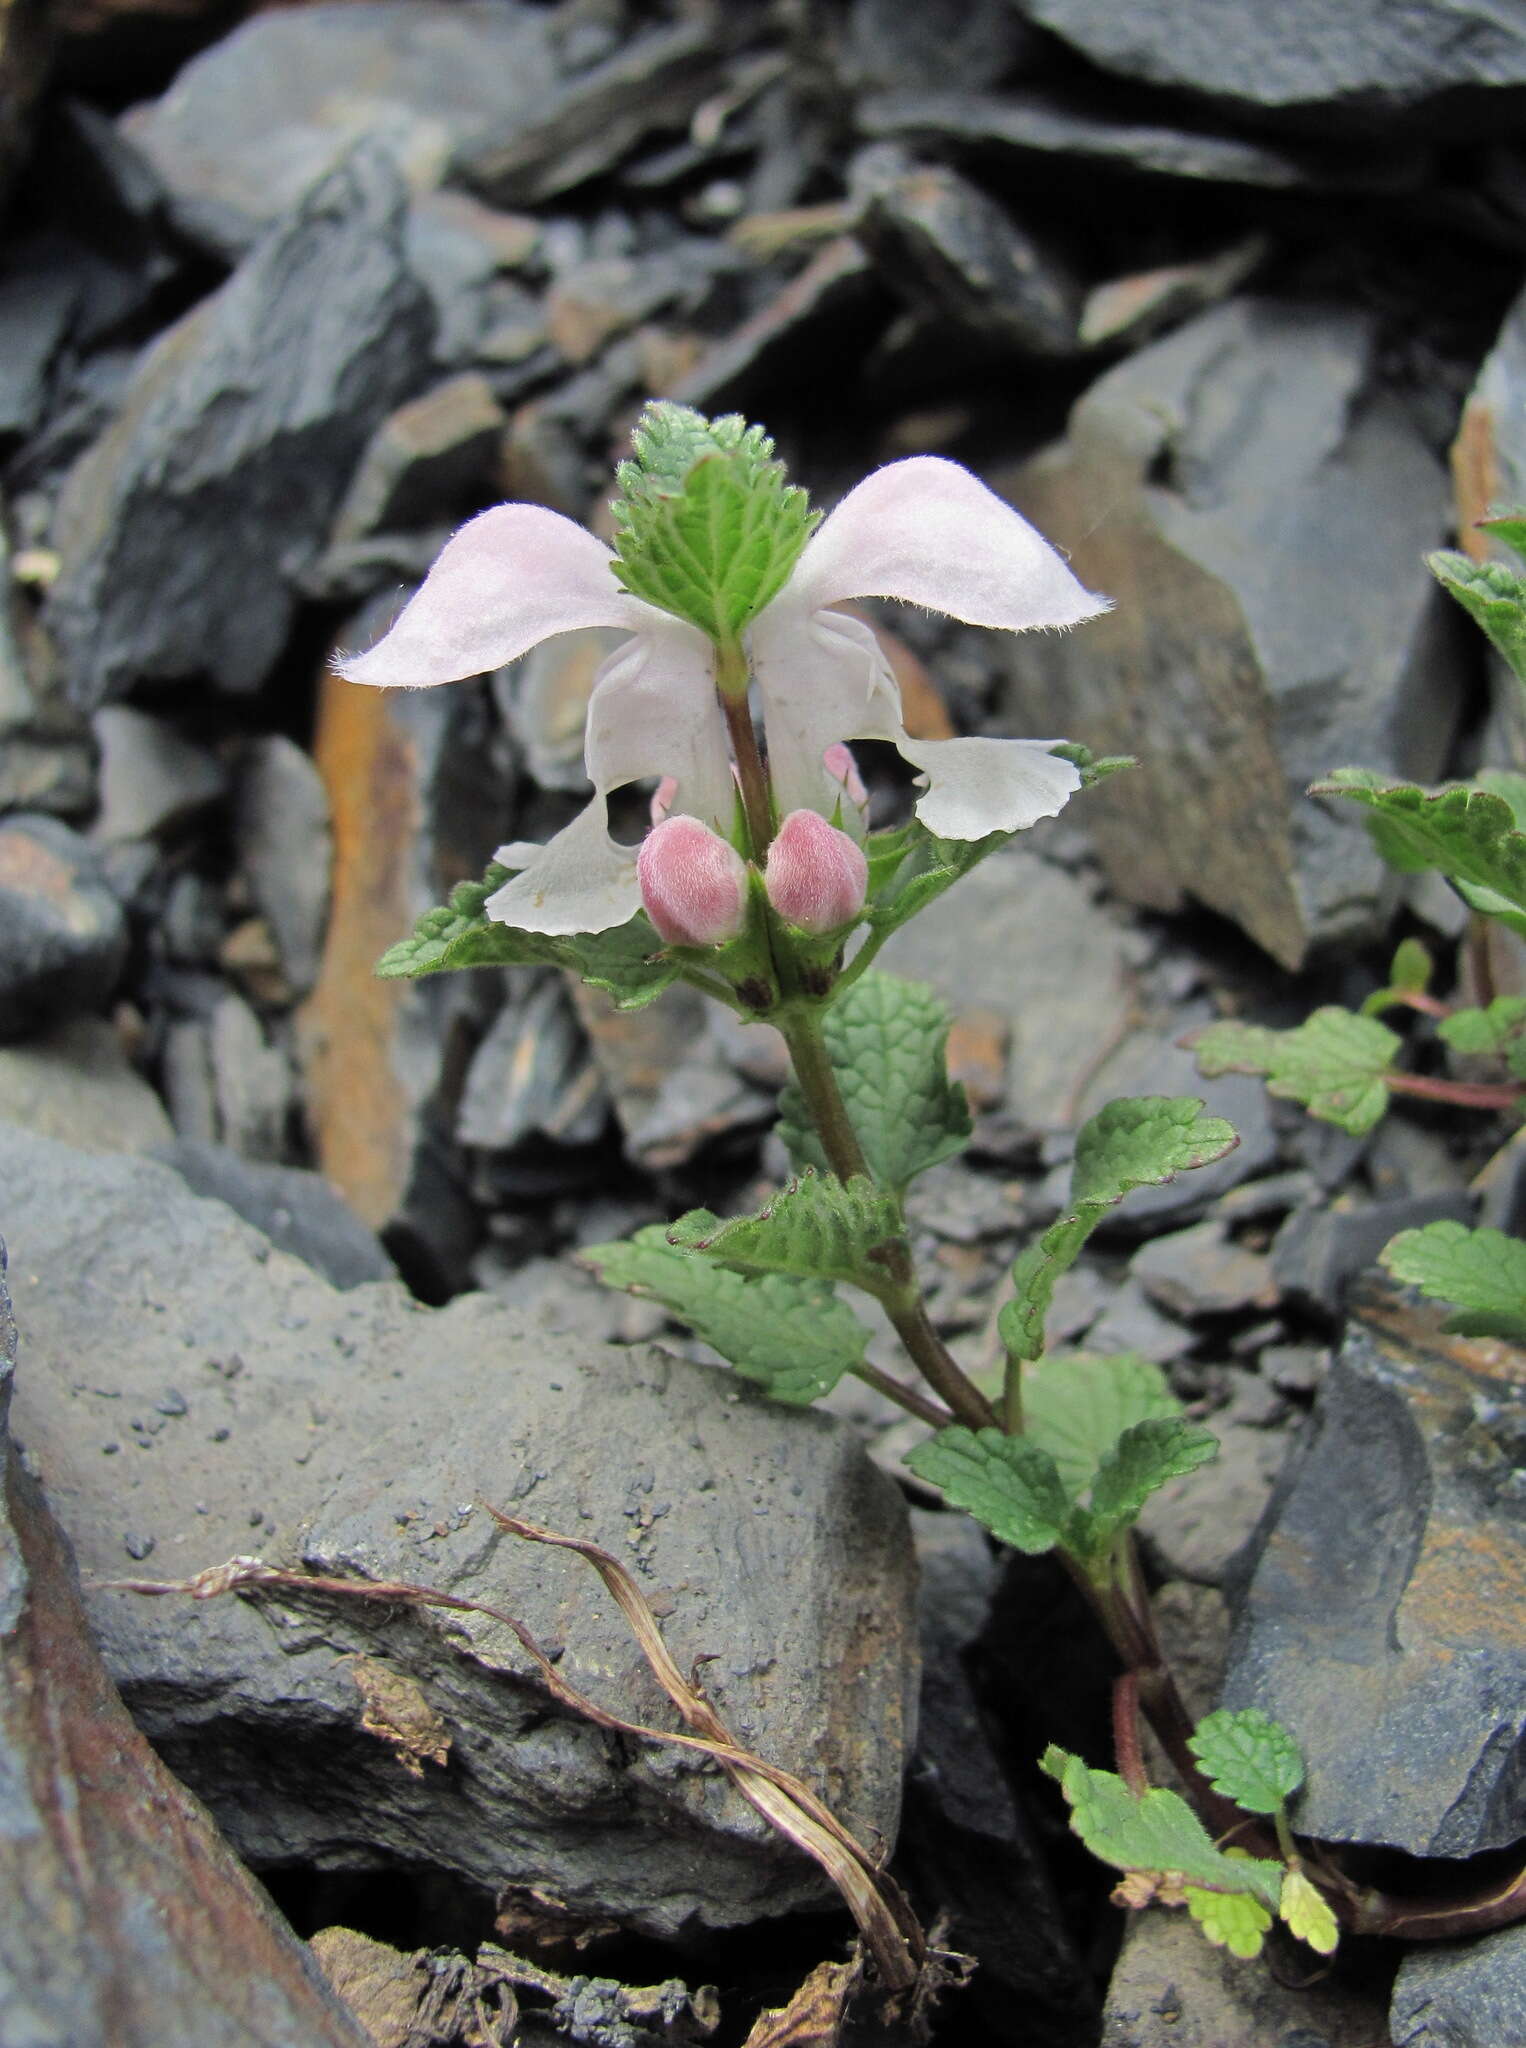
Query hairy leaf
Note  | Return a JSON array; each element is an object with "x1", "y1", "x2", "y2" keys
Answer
[
  {"x1": 778, "y1": 972, "x2": 971, "y2": 1190},
  {"x1": 1380, "y1": 1219, "x2": 1526, "y2": 1342},
  {"x1": 1041, "y1": 1748, "x2": 1284, "y2": 1911},
  {"x1": 1188, "y1": 1708, "x2": 1304, "y2": 1816},
  {"x1": 582, "y1": 1223, "x2": 870, "y2": 1405},
  {"x1": 1315, "y1": 771, "x2": 1526, "y2": 939},
  {"x1": 1184, "y1": 1883, "x2": 1274, "y2": 1959},
  {"x1": 1019, "y1": 1354, "x2": 1179, "y2": 1498},
  {"x1": 1429, "y1": 547, "x2": 1526, "y2": 689},
  {"x1": 667, "y1": 1171, "x2": 904, "y2": 1294},
  {"x1": 905, "y1": 1427, "x2": 1072, "y2": 1554},
  {"x1": 1083, "y1": 1418, "x2": 1220, "y2": 1553},
  {"x1": 1194, "y1": 1007, "x2": 1398, "y2": 1135}
]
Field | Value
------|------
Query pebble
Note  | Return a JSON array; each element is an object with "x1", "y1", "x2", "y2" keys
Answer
[{"x1": 0, "y1": 813, "x2": 128, "y2": 1041}]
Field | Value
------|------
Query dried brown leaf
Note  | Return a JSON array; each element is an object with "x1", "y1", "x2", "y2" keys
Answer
[
  {"x1": 742, "y1": 1957, "x2": 859, "y2": 2047},
  {"x1": 347, "y1": 1655, "x2": 450, "y2": 1777}
]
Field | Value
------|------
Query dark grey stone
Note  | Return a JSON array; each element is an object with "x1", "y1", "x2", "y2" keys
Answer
[
  {"x1": 1391, "y1": 1923, "x2": 1526, "y2": 2047},
  {"x1": 121, "y1": 1, "x2": 561, "y2": 258},
  {"x1": 0, "y1": 504, "x2": 94, "y2": 820},
  {"x1": 858, "y1": 88, "x2": 1421, "y2": 193},
  {"x1": 0, "y1": 813, "x2": 127, "y2": 1041},
  {"x1": 1131, "y1": 1220, "x2": 1278, "y2": 1319},
  {"x1": 1009, "y1": 0, "x2": 1526, "y2": 133},
  {"x1": 998, "y1": 298, "x2": 1460, "y2": 968},
  {"x1": 0, "y1": 234, "x2": 83, "y2": 441},
  {"x1": 457, "y1": 976, "x2": 607, "y2": 1153},
  {"x1": 233, "y1": 736, "x2": 331, "y2": 1000},
  {"x1": 838, "y1": 0, "x2": 1033, "y2": 93},
  {"x1": 152, "y1": 1140, "x2": 396, "y2": 1290},
  {"x1": 3, "y1": 1125, "x2": 919, "y2": 1938},
  {"x1": 852, "y1": 147, "x2": 1080, "y2": 355},
  {"x1": 1223, "y1": 1302, "x2": 1526, "y2": 1855},
  {"x1": 329, "y1": 372, "x2": 505, "y2": 547},
  {"x1": 0, "y1": 1019, "x2": 173, "y2": 1154},
  {"x1": 1272, "y1": 1191, "x2": 1475, "y2": 1319},
  {"x1": 91, "y1": 705, "x2": 227, "y2": 842},
  {"x1": 47, "y1": 143, "x2": 433, "y2": 708}
]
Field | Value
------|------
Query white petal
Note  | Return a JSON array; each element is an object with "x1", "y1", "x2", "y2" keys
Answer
[
  {"x1": 749, "y1": 603, "x2": 900, "y2": 825},
  {"x1": 485, "y1": 797, "x2": 641, "y2": 936},
  {"x1": 895, "y1": 735, "x2": 1082, "y2": 840},
  {"x1": 584, "y1": 618, "x2": 736, "y2": 836},
  {"x1": 787, "y1": 455, "x2": 1110, "y2": 632},
  {"x1": 335, "y1": 504, "x2": 644, "y2": 688}
]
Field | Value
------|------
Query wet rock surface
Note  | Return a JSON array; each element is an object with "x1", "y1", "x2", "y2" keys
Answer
[{"x1": 4, "y1": 1122, "x2": 919, "y2": 1938}]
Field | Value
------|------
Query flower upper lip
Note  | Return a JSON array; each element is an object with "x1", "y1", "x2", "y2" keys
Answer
[{"x1": 335, "y1": 454, "x2": 1111, "y2": 936}]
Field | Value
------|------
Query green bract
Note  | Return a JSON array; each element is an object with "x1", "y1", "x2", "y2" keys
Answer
[{"x1": 609, "y1": 401, "x2": 818, "y2": 645}]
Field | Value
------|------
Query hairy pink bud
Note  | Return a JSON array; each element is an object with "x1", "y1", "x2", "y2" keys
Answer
[
  {"x1": 822, "y1": 742, "x2": 869, "y2": 814},
  {"x1": 637, "y1": 815, "x2": 748, "y2": 947},
  {"x1": 765, "y1": 809, "x2": 869, "y2": 934}
]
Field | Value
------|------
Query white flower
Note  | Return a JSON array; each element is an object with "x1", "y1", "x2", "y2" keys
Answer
[{"x1": 335, "y1": 456, "x2": 1109, "y2": 936}]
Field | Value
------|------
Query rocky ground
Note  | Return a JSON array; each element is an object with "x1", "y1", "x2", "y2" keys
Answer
[{"x1": 2, "y1": 2, "x2": 1526, "y2": 2044}]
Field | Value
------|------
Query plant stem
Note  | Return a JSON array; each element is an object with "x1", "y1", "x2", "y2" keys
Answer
[
  {"x1": 1386, "y1": 1071, "x2": 1522, "y2": 1111},
  {"x1": 1003, "y1": 1353, "x2": 1024, "y2": 1436},
  {"x1": 851, "y1": 1361, "x2": 952, "y2": 1430},
  {"x1": 1112, "y1": 1673, "x2": 1146, "y2": 1796},
  {"x1": 774, "y1": 1002, "x2": 998, "y2": 1432},
  {"x1": 716, "y1": 667, "x2": 775, "y2": 861}
]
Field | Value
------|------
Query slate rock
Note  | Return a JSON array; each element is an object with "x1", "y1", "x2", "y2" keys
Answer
[
  {"x1": 999, "y1": 298, "x2": 1459, "y2": 968},
  {"x1": 91, "y1": 703, "x2": 227, "y2": 841},
  {"x1": 0, "y1": 0, "x2": 50, "y2": 216},
  {"x1": 838, "y1": 0, "x2": 1032, "y2": 93},
  {"x1": 1078, "y1": 238, "x2": 1266, "y2": 352},
  {"x1": 1101, "y1": 1900, "x2": 1388, "y2": 2047},
  {"x1": 670, "y1": 237, "x2": 884, "y2": 413},
  {"x1": 1222, "y1": 1291, "x2": 1526, "y2": 1855},
  {"x1": 329, "y1": 372, "x2": 505, "y2": 548},
  {"x1": 0, "y1": 812, "x2": 127, "y2": 1040},
  {"x1": 121, "y1": 1, "x2": 561, "y2": 258},
  {"x1": 1135, "y1": 1415, "x2": 1288, "y2": 1586},
  {"x1": 47, "y1": 143, "x2": 434, "y2": 708},
  {"x1": 1391, "y1": 1922, "x2": 1526, "y2": 2048},
  {"x1": 0, "y1": 501, "x2": 94, "y2": 818},
  {"x1": 1131, "y1": 1220, "x2": 1278, "y2": 1319},
  {"x1": 153, "y1": 1139, "x2": 397, "y2": 1290},
  {"x1": 0, "y1": 1241, "x2": 374, "y2": 2048},
  {"x1": 0, "y1": 232, "x2": 84, "y2": 442},
  {"x1": 3, "y1": 1124, "x2": 919, "y2": 1938},
  {"x1": 234, "y1": 735, "x2": 332, "y2": 999},
  {"x1": 296, "y1": 609, "x2": 510, "y2": 1296},
  {"x1": 1272, "y1": 1190, "x2": 1476, "y2": 1320},
  {"x1": 852, "y1": 148, "x2": 1080, "y2": 355},
  {"x1": 1009, "y1": 0, "x2": 1526, "y2": 134},
  {"x1": 1451, "y1": 278, "x2": 1526, "y2": 769},
  {"x1": 858, "y1": 87, "x2": 1420, "y2": 194},
  {"x1": 879, "y1": 846, "x2": 1136, "y2": 1132},
  {"x1": 0, "y1": 1016, "x2": 172, "y2": 1153},
  {"x1": 457, "y1": 975, "x2": 607, "y2": 1153}
]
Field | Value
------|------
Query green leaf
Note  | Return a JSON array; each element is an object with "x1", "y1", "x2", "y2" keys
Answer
[
  {"x1": 1193, "y1": 1007, "x2": 1398, "y2": 1135},
  {"x1": 1438, "y1": 997, "x2": 1526, "y2": 1081},
  {"x1": 778, "y1": 973, "x2": 971, "y2": 1192},
  {"x1": 667, "y1": 1170, "x2": 904, "y2": 1294},
  {"x1": 999, "y1": 1098, "x2": 1239, "y2": 1364},
  {"x1": 1478, "y1": 512, "x2": 1526, "y2": 560},
  {"x1": 1184, "y1": 1883, "x2": 1274, "y2": 1959},
  {"x1": 905, "y1": 1426, "x2": 1072, "y2": 1554},
  {"x1": 864, "y1": 819, "x2": 1010, "y2": 939},
  {"x1": 1040, "y1": 1748, "x2": 1285, "y2": 1910},
  {"x1": 1429, "y1": 547, "x2": 1526, "y2": 688},
  {"x1": 377, "y1": 862, "x2": 680, "y2": 1010},
  {"x1": 1314, "y1": 771, "x2": 1526, "y2": 940},
  {"x1": 1187, "y1": 1709, "x2": 1304, "y2": 1816},
  {"x1": 581, "y1": 1223, "x2": 870, "y2": 1405},
  {"x1": 1020, "y1": 1353, "x2": 1179, "y2": 1497},
  {"x1": 1280, "y1": 1869, "x2": 1340, "y2": 1956},
  {"x1": 1084, "y1": 1418, "x2": 1220, "y2": 1553},
  {"x1": 609, "y1": 402, "x2": 817, "y2": 642},
  {"x1": 1361, "y1": 936, "x2": 1434, "y2": 1017},
  {"x1": 1380, "y1": 1219, "x2": 1526, "y2": 1342}
]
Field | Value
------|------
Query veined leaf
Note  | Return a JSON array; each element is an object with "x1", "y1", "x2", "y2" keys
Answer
[
  {"x1": 1020, "y1": 1353, "x2": 1179, "y2": 1498},
  {"x1": 667, "y1": 1171, "x2": 904, "y2": 1295},
  {"x1": 1380, "y1": 1219, "x2": 1526, "y2": 1342},
  {"x1": 904, "y1": 1427, "x2": 1072, "y2": 1554},
  {"x1": 1188, "y1": 1708, "x2": 1304, "y2": 1816},
  {"x1": 1315, "y1": 771, "x2": 1526, "y2": 940},
  {"x1": 1194, "y1": 1007, "x2": 1398, "y2": 1135}
]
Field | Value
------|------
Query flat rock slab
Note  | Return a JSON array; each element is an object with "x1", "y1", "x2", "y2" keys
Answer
[
  {"x1": 998, "y1": 296, "x2": 1456, "y2": 968},
  {"x1": 1391, "y1": 1921, "x2": 1526, "y2": 2047},
  {"x1": 2, "y1": 1123, "x2": 918, "y2": 1936},
  {"x1": 1223, "y1": 1288, "x2": 1526, "y2": 1857}
]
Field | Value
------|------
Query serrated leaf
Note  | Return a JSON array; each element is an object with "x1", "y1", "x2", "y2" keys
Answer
[
  {"x1": 999, "y1": 1099, "x2": 1239, "y2": 1364},
  {"x1": 1380, "y1": 1219, "x2": 1526, "y2": 1342},
  {"x1": 581, "y1": 1223, "x2": 870, "y2": 1405},
  {"x1": 1194, "y1": 1008, "x2": 1398, "y2": 1135},
  {"x1": 905, "y1": 1426, "x2": 1072, "y2": 1554},
  {"x1": 609, "y1": 402, "x2": 817, "y2": 641},
  {"x1": 376, "y1": 862, "x2": 680, "y2": 1009},
  {"x1": 1315, "y1": 771, "x2": 1526, "y2": 940},
  {"x1": 668, "y1": 1170, "x2": 904, "y2": 1294},
  {"x1": 1020, "y1": 1354, "x2": 1179, "y2": 1497},
  {"x1": 1429, "y1": 547, "x2": 1526, "y2": 688},
  {"x1": 1279, "y1": 1869, "x2": 1339, "y2": 1955},
  {"x1": 778, "y1": 973, "x2": 971, "y2": 1191},
  {"x1": 1184, "y1": 1883, "x2": 1274, "y2": 1959},
  {"x1": 1187, "y1": 1709, "x2": 1304, "y2": 1816},
  {"x1": 1084, "y1": 1417, "x2": 1220, "y2": 1552},
  {"x1": 1438, "y1": 997, "x2": 1526, "y2": 1081},
  {"x1": 1040, "y1": 1748, "x2": 1284, "y2": 1911}
]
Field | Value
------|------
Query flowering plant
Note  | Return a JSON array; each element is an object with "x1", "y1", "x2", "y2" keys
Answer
[{"x1": 353, "y1": 403, "x2": 1401, "y2": 1976}]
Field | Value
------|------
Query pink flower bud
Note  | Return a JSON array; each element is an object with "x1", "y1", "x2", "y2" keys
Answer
[
  {"x1": 823, "y1": 742, "x2": 869, "y2": 813},
  {"x1": 637, "y1": 815, "x2": 748, "y2": 948},
  {"x1": 765, "y1": 809, "x2": 869, "y2": 934}
]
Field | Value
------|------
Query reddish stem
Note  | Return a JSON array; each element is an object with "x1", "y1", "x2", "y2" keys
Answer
[
  {"x1": 1112, "y1": 1673, "x2": 1147, "y2": 1797},
  {"x1": 1385, "y1": 1070, "x2": 1522, "y2": 1111}
]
